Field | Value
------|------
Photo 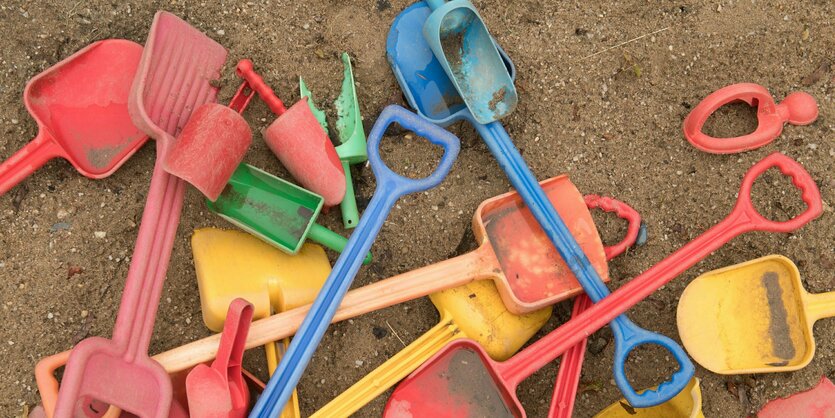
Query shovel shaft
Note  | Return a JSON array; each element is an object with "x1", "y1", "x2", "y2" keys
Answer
[
  {"x1": 312, "y1": 319, "x2": 460, "y2": 418},
  {"x1": 339, "y1": 161, "x2": 361, "y2": 229},
  {"x1": 0, "y1": 132, "x2": 61, "y2": 196},
  {"x1": 548, "y1": 295, "x2": 592, "y2": 418},
  {"x1": 307, "y1": 222, "x2": 372, "y2": 264},
  {"x1": 805, "y1": 291, "x2": 835, "y2": 323}
]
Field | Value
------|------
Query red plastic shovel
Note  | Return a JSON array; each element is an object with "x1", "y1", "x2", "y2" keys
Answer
[
  {"x1": 0, "y1": 40, "x2": 147, "y2": 196},
  {"x1": 235, "y1": 60, "x2": 346, "y2": 207},
  {"x1": 186, "y1": 298, "x2": 254, "y2": 418},
  {"x1": 54, "y1": 12, "x2": 228, "y2": 418},
  {"x1": 384, "y1": 153, "x2": 822, "y2": 417},
  {"x1": 549, "y1": 195, "x2": 642, "y2": 418},
  {"x1": 757, "y1": 376, "x2": 835, "y2": 418}
]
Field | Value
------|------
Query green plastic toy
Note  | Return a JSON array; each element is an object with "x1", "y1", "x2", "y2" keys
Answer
[
  {"x1": 207, "y1": 164, "x2": 371, "y2": 264},
  {"x1": 300, "y1": 52, "x2": 368, "y2": 229}
]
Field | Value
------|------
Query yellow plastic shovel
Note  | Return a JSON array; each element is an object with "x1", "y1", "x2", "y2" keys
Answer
[
  {"x1": 594, "y1": 378, "x2": 704, "y2": 418},
  {"x1": 310, "y1": 280, "x2": 551, "y2": 417},
  {"x1": 191, "y1": 228, "x2": 331, "y2": 417},
  {"x1": 677, "y1": 255, "x2": 835, "y2": 374}
]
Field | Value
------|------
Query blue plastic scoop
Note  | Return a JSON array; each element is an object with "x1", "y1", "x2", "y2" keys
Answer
[
  {"x1": 248, "y1": 105, "x2": 460, "y2": 418},
  {"x1": 423, "y1": 0, "x2": 517, "y2": 123},
  {"x1": 386, "y1": 1, "x2": 694, "y2": 408}
]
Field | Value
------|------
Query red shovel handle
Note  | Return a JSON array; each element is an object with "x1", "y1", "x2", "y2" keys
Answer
[
  {"x1": 213, "y1": 299, "x2": 254, "y2": 384},
  {"x1": 584, "y1": 194, "x2": 642, "y2": 260},
  {"x1": 683, "y1": 83, "x2": 818, "y2": 154},
  {"x1": 236, "y1": 60, "x2": 288, "y2": 116},
  {"x1": 733, "y1": 152, "x2": 822, "y2": 233}
]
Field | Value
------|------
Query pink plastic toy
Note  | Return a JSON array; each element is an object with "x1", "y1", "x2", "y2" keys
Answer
[
  {"x1": 758, "y1": 376, "x2": 835, "y2": 418},
  {"x1": 53, "y1": 12, "x2": 227, "y2": 418},
  {"x1": 186, "y1": 299, "x2": 254, "y2": 418},
  {"x1": 683, "y1": 83, "x2": 818, "y2": 154}
]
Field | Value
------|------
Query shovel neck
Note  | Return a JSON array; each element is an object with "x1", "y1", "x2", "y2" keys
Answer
[{"x1": 804, "y1": 290, "x2": 835, "y2": 323}]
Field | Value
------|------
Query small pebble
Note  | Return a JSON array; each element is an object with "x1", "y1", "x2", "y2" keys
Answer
[
  {"x1": 93, "y1": 231, "x2": 106, "y2": 239},
  {"x1": 355, "y1": 360, "x2": 364, "y2": 367},
  {"x1": 80, "y1": 310, "x2": 88, "y2": 318},
  {"x1": 47, "y1": 312, "x2": 53, "y2": 319},
  {"x1": 216, "y1": 29, "x2": 225, "y2": 36}
]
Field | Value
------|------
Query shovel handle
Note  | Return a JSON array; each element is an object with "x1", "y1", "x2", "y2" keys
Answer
[
  {"x1": 584, "y1": 194, "x2": 642, "y2": 260},
  {"x1": 212, "y1": 298, "x2": 254, "y2": 377},
  {"x1": 236, "y1": 60, "x2": 287, "y2": 116},
  {"x1": 0, "y1": 132, "x2": 61, "y2": 197}
]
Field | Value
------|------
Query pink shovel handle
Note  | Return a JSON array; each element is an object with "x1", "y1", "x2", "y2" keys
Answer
[
  {"x1": 212, "y1": 299, "x2": 254, "y2": 380},
  {"x1": 497, "y1": 152, "x2": 822, "y2": 384},
  {"x1": 236, "y1": 60, "x2": 287, "y2": 116},
  {"x1": 0, "y1": 132, "x2": 61, "y2": 196},
  {"x1": 549, "y1": 195, "x2": 642, "y2": 418}
]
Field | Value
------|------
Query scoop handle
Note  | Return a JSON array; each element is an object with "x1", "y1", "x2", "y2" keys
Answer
[
  {"x1": 249, "y1": 105, "x2": 460, "y2": 418},
  {"x1": 236, "y1": 59, "x2": 287, "y2": 116},
  {"x1": 549, "y1": 196, "x2": 642, "y2": 417},
  {"x1": 307, "y1": 223, "x2": 372, "y2": 264},
  {"x1": 311, "y1": 318, "x2": 460, "y2": 418},
  {"x1": 0, "y1": 132, "x2": 61, "y2": 196},
  {"x1": 498, "y1": 152, "x2": 822, "y2": 399}
]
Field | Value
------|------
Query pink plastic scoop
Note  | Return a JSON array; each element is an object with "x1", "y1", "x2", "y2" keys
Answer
[
  {"x1": 0, "y1": 40, "x2": 147, "y2": 196},
  {"x1": 53, "y1": 12, "x2": 228, "y2": 418},
  {"x1": 235, "y1": 60, "x2": 346, "y2": 207},
  {"x1": 186, "y1": 298, "x2": 254, "y2": 418}
]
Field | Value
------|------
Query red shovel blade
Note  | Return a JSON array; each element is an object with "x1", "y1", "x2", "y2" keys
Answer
[
  {"x1": 757, "y1": 377, "x2": 835, "y2": 418},
  {"x1": 163, "y1": 103, "x2": 251, "y2": 201},
  {"x1": 264, "y1": 100, "x2": 345, "y2": 206}
]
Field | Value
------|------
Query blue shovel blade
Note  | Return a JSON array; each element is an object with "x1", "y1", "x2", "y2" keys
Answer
[{"x1": 386, "y1": 1, "x2": 515, "y2": 127}]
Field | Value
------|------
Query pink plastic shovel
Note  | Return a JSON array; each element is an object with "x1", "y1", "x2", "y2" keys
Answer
[
  {"x1": 186, "y1": 298, "x2": 254, "y2": 418},
  {"x1": 757, "y1": 376, "x2": 835, "y2": 418},
  {"x1": 53, "y1": 12, "x2": 227, "y2": 418},
  {"x1": 235, "y1": 60, "x2": 346, "y2": 207},
  {"x1": 549, "y1": 195, "x2": 642, "y2": 418},
  {"x1": 0, "y1": 40, "x2": 147, "y2": 197}
]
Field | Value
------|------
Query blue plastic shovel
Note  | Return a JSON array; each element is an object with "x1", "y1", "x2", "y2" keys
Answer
[
  {"x1": 386, "y1": 2, "x2": 693, "y2": 407},
  {"x1": 423, "y1": 0, "x2": 518, "y2": 124},
  {"x1": 248, "y1": 105, "x2": 460, "y2": 418}
]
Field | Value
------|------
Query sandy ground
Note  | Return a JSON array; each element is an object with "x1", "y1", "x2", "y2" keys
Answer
[{"x1": 0, "y1": 0, "x2": 833, "y2": 417}]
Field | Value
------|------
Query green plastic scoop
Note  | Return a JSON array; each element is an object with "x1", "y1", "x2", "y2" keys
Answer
[
  {"x1": 300, "y1": 52, "x2": 368, "y2": 229},
  {"x1": 206, "y1": 164, "x2": 371, "y2": 264}
]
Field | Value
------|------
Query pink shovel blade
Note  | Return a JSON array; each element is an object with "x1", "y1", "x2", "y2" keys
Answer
[
  {"x1": 757, "y1": 377, "x2": 835, "y2": 418},
  {"x1": 263, "y1": 99, "x2": 346, "y2": 206},
  {"x1": 186, "y1": 299, "x2": 254, "y2": 418},
  {"x1": 163, "y1": 102, "x2": 252, "y2": 201}
]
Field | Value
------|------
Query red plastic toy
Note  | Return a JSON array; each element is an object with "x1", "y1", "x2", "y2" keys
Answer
[{"x1": 683, "y1": 83, "x2": 818, "y2": 154}]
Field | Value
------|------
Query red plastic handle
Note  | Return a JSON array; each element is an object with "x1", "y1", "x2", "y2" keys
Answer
[
  {"x1": 212, "y1": 298, "x2": 254, "y2": 388},
  {"x1": 236, "y1": 60, "x2": 287, "y2": 116},
  {"x1": 496, "y1": 152, "x2": 822, "y2": 384},
  {"x1": 683, "y1": 83, "x2": 818, "y2": 154},
  {"x1": 0, "y1": 132, "x2": 62, "y2": 196},
  {"x1": 583, "y1": 194, "x2": 642, "y2": 260}
]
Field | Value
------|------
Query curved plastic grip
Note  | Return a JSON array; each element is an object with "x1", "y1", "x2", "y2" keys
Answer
[
  {"x1": 584, "y1": 194, "x2": 642, "y2": 260},
  {"x1": 611, "y1": 317, "x2": 696, "y2": 408},
  {"x1": 733, "y1": 152, "x2": 822, "y2": 233},
  {"x1": 683, "y1": 83, "x2": 818, "y2": 154},
  {"x1": 236, "y1": 60, "x2": 288, "y2": 116},
  {"x1": 366, "y1": 105, "x2": 461, "y2": 197}
]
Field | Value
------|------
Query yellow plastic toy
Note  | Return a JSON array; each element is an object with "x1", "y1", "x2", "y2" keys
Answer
[
  {"x1": 677, "y1": 255, "x2": 835, "y2": 374},
  {"x1": 191, "y1": 228, "x2": 331, "y2": 418},
  {"x1": 594, "y1": 378, "x2": 704, "y2": 418},
  {"x1": 311, "y1": 280, "x2": 552, "y2": 417}
]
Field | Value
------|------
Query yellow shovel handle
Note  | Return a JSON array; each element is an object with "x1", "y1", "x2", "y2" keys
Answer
[
  {"x1": 264, "y1": 312, "x2": 303, "y2": 418},
  {"x1": 310, "y1": 318, "x2": 461, "y2": 418},
  {"x1": 805, "y1": 290, "x2": 835, "y2": 322}
]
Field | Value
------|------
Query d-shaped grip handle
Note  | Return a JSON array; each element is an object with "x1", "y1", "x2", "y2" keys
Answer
[
  {"x1": 733, "y1": 152, "x2": 822, "y2": 233},
  {"x1": 366, "y1": 105, "x2": 460, "y2": 196},
  {"x1": 611, "y1": 317, "x2": 695, "y2": 408},
  {"x1": 584, "y1": 195, "x2": 642, "y2": 260}
]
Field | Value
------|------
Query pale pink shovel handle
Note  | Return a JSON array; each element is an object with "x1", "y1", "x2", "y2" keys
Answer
[{"x1": 0, "y1": 132, "x2": 62, "y2": 196}]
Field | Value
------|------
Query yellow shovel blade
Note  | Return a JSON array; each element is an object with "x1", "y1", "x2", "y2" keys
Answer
[
  {"x1": 430, "y1": 280, "x2": 552, "y2": 361},
  {"x1": 677, "y1": 255, "x2": 812, "y2": 374},
  {"x1": 594, "y1": 378, "x2": 703, "y2": 418},
  {"x1": 191, "y1": 227, "x2": 331, "y2": 331}
]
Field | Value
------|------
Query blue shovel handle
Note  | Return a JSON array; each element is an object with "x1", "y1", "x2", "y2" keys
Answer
[
  {"x1": 248, "y1": 105, "x2": 460, "y2": 418},
  {"x1": 612, "y1": 316, "x2": 696, "y2": 407},
  {"x1": 472, "y1": 121, "x2": 694, "y2": 408}
]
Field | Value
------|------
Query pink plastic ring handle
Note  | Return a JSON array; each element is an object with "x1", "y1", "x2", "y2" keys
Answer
[
  {"x1": 584, "y1": 194, "x2": 642, "y2": 259},
  {"x1": 683, "y1": 83, "x2": 818, "y2": 154},
  {"x1": 733, "y1": 152, "x2": 822, "y2": 233}
]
